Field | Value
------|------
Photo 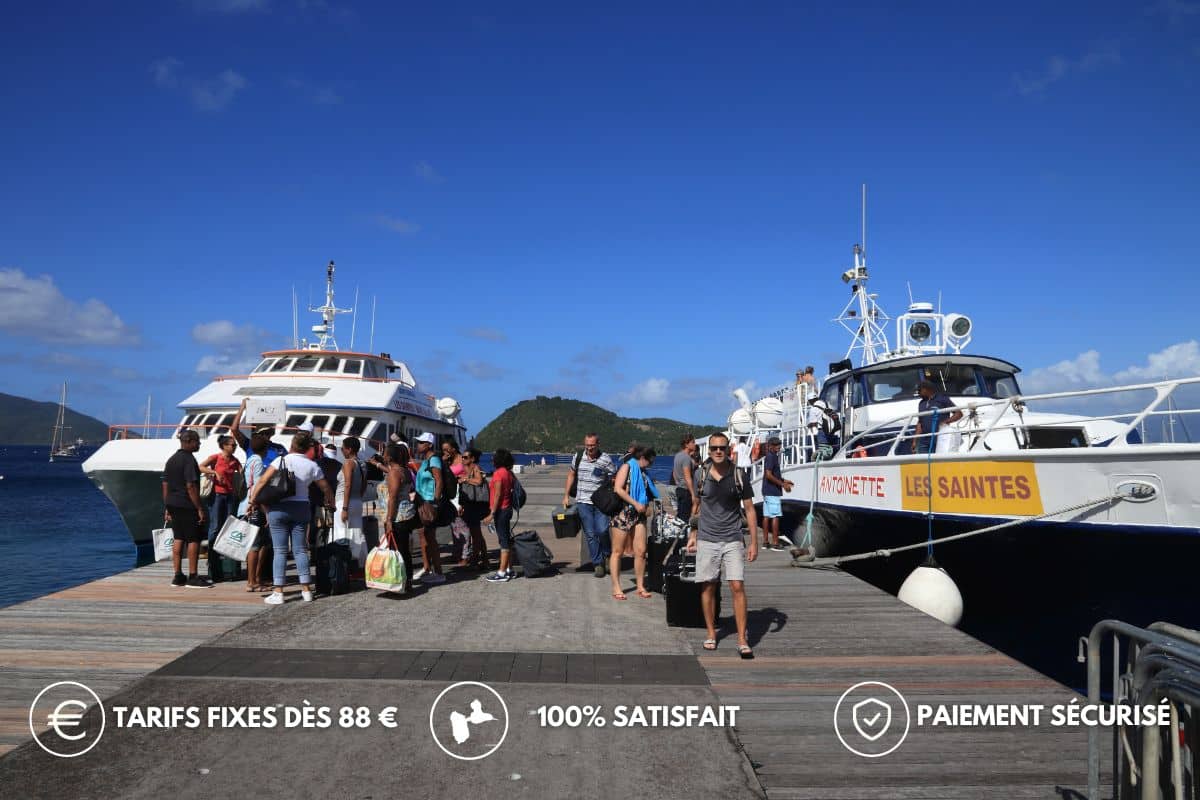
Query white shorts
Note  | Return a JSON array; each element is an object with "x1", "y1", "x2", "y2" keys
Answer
[{"x1": 694, "y1": 539, "x2": 745, "y2": 583}]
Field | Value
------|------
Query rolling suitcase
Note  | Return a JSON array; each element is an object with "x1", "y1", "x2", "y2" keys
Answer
[
  {"x1": 663, "y1": 546, "x2": 720, "y2": 627},
  {"x1": 552, "y1": 505, "x2": 581, "y2": 539},
  {"x1": 513, "y1": 530, "x2": 555, "y2": 578}
]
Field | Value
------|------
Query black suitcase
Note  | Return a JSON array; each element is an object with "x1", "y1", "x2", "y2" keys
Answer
[
  {"x1": 645, "y1": 536, "x2": 674, "y2": 593},
  {"x1": 664, "y1": 548, "x2": 720, "y2": 627},
  {"x1": 513, "y1": 530, "x2": 555, "y2": 578},
  {"x1": 552, "y1": 506, "x2": 581, "y2": 539}
]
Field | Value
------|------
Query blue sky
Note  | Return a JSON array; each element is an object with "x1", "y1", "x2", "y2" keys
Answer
[{"x1": 2, "y1": 0, "x2": 1199, "y2": 434}]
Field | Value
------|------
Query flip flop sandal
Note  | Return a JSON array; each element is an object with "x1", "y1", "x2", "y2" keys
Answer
[
  {"x1": 737, "y1": 644, "x2": 754, "y2": 659},
  {"x1": 636, "y1": 590, "x2": 653, "y2": 599},
  {"x1": 612, "y1": 592, "x2": 627, "y2": 601},
  {"x1": 702, "y1": 639, "x2": 718, "y2": 651}
]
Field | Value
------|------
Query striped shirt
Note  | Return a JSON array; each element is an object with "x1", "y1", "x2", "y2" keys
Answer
[{"x1": 573, "y1": 452, "x2": 616, "y2": 504}]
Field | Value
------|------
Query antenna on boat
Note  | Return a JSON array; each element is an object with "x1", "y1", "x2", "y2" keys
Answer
[
  {"x1": 306, "y1": 260, "x2": 354, "y2": 351},
  {"x1": 349, "y1": 285, "x2": 360, "y2": 350},
  {"x1": 291, "y1": 287, "x2": 299, "y2": 348},
  {"x1": 834, "y1": 185, "x2": 891, "y2": 366},
  {"x1": 368, "y1": 295, "x2": 377, "y2": 352},
  {"x1": 142, "y1": 395, "x2": 151, "y2": 439}
]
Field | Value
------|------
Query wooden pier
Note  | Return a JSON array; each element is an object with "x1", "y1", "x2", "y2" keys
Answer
[{"x1": 0, "y1": 465, "x2": 1105, "y2": 797}]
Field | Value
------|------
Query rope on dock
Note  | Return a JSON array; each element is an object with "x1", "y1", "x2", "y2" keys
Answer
[{"x1": 791, "y1": 492, "x2": 1124, "y2": 568}]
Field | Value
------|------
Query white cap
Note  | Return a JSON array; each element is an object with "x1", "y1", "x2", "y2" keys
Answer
[
  {"x1": 298, "y1": 421, "x2": 315, "y2": 432},
  {"x1": 415, "y1": 432, "x2": 436, "y2": 444}
]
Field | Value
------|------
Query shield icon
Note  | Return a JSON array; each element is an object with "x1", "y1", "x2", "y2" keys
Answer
[{"x1": 851, "y1": 697, "x2": 892, "y2": 742}]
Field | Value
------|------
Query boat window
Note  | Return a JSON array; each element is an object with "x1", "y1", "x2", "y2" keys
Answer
[
  {"x1": 310, "y1": 415, "x2": 330, "y2": 430},
  {"x1": 849, "y1": 377, "x2": 866, "y2": 408},
  {"x1": 214, "y1": 413, "x2": 235, "y2": 435},
  {"x1": 292, "y1": 356, "x2": 319, "y2": 372},
  {"x1": 363, "y1": 360, "x2": 381, "y2": 379},
  {"x1": 348, "y1": 417, "x2": 370, "y2": 436},
  {"x1": 820, "y1": 379, "x2": 845, "y2": 412},
  {"x1": 286, "y1": 414, "x2": 306, "y2": 429},
  {"x1": 922, "y1": 364, "x2": 979, "y2": 396},
  {"x1": 978, "y1": 367, "x2": 1021, "y2": 398},
  {"x1": 181, "y1": 414, "x2": 195, "y2": 426},
  {"x1": 864, "y1": 369, "x2": 922, "y2": 403},
  {"x1": 270, "y1": 358, "x2": 295, "y2": 372},
  {"x1": 202, "y1": 413, "x2": 221, "y2": 428},
  {"x1": 319, "y1": 357, "x2": 341, "y2": 373},
  {"x1": 253, "y1": 359, "x2": 275, "y2": 373},
  {"x1": 342, "y1": 359, "x2": 362, "y2": 375},
  {"x1": 331, "y1": 415, "x2": 349, "y2": 434}
]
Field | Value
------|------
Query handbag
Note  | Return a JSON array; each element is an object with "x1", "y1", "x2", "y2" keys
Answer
[
  {"x1": 255, "y1": 456, "x2": 295, "y2": 505},
  {"x1": 151, "y1": 527, "x2": 175, "y2": 562},
  {"x1": 213, "y1": 516, "x2": 259, "y2": 562},
  {"x1": 461, "y1": 481, "x2": 489, "y2": 504},
  {"x1": 365, "y1": 531, "x2": 407, "y2": 593},
  {"x1": 199, "y1": 474, "x2": 214, "y2": 501},
  {"x1": 395, "y1": 499, "x2": 416, "y2": 522}
]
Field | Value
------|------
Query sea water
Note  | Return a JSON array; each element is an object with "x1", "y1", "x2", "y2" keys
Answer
[{"x1": 0, "y1": 445, "x2": 133, "y2": 609}]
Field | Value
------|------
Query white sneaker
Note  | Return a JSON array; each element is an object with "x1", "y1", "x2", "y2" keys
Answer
[
  {"x1": 301, "y1": 589, "x2": 314, "y2": 602},
  {"x1": 422, "y1": 572, "x2": 446, "y2": 585},
  {"x1": 264, "y1": 592, "x2": 285, "y2": 605},
  {"x1": 412, "y1": 567, "x2": 427, "y2": 581}
]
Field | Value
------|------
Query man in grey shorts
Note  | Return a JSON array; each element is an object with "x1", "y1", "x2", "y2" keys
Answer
[{"x1": 687, "y1": 431, "x2": 759, "y2": 658}]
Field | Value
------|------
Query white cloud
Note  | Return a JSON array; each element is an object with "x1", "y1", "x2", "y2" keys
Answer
[
  {"x1": 1022, "y1": 350, "x2": 1105, "y2": 393},
  {"x1": 193, "y1": 0, "x2": 269, "y2": 12},
  {"x1": 612, "y1": 377, "x2": 671, "y2": 407},
  {"x1": 285, "y1": 78, "x2": 342, "y2": 106},
  {"x1": 191, "y1": 69, "x2": 248, "y2": 111},
  {"x1": 461, "y1": 359, "x2": 505, "y2": 381},
  {"x1": 465, "y1": 327, "x2": 506, "y2": 342},
  {"x1": 1115, "y1": 341, "x2": 1200, "y2": 383},
  {"x1": 1150, "y1": 0, "x2": 1200, "y2": 24},
  {"x1": 150, "y1": 57, "x2": 182, "y2": 88},
  {"x1": 191, "y1": 320, "x2": 276, "y2": 374},
  {"x1": 1015, "y1": 43, "x2": 1121, "y2": 96},
  {"x1": 1021, "y1": 342, "x2": 1200, "y2": 394},
  {"x1": 414, "y1": 160, "x2": 444, "y2": 184},
  {"x1": 0, "y1": 268, "x2": 140, "y2": 346},
  {"x1": 373, "y1": 214, "x2": 420, "y2": 235}
]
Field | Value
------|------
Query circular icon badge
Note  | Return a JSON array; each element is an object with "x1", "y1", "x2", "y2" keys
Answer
[
  {"x1": 29, "y1": 681, "x2": 106, "y2": 758},
  {"x1": 428, "y1": 681, "x2": 509, "y2": 761},
  {"x1": 833, "y1": 680, "x2": 910, "y2": 758}
]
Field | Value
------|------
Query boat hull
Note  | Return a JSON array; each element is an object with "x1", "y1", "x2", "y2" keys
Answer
[{"x1": 85, "y1": 468, "x2": 167, "y2": 558}]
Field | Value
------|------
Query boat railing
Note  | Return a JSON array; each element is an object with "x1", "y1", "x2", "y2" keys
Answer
[
  {"x1": 1081, "y1": 619, "x2": 1200, "y2": 800},
  {"x1": 105, "y1": 423, "x2": 389, "y2": 456},
  {"x1": 828, "y1": 376, "x2": 1200, "y2": 459}
]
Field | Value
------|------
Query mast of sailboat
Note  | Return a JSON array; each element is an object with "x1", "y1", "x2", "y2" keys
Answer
[
  {"x1": 143, "y1": 396, "x2": 151, "y2": 439},
  {"x1": 50, "y1": 382, "x2": 69, "y2": 458}
]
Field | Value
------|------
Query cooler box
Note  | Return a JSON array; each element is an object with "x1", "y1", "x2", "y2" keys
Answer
[{"x1": 552, "y1": 505, "x2": 580, "y2": 539}]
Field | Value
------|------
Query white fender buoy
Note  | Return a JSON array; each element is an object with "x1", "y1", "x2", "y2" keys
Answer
[{"x1": 898, "y1": 563, "x2": 963, "y2": 627}]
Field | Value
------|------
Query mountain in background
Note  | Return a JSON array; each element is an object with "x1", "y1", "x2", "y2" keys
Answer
[
  {"x1": 474, "y1": 396, "x2": 719, "y2": 453},
  {"x1": 0, "y1": 392, "x2": 111, "y2": 446}
]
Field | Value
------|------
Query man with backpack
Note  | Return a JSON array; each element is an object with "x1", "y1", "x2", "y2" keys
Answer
[
  {"x1": 562, "y1": 433, "x2": 617, "y2": 577},
  {"x1": 807, "y1": 399, "x2": 842, "y2": 456},
  {"x1": 687, "y1": 431, "x2": 759, "y2": 658}
]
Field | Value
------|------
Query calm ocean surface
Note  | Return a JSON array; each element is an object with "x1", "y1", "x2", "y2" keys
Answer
[{"x1": 0, "y1": 446, "x2": 676, "y2": 609}]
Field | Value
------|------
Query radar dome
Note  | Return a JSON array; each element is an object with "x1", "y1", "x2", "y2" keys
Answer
[
  {"x1": 436, "y1": 397, "x2": 461, "y2": 419},
  {"x1": 753, "y1": 397, "x2": 784, "y2": 429},
  {"x1": 728, "y1": 408, "x2": 754, "y2": 435}
]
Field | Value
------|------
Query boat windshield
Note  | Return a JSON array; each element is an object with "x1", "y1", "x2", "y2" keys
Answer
[{"x1": 858, "y1": 364, "x2": 1021, "y2": 405}]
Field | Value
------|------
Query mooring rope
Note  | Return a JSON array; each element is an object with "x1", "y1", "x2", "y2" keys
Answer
[{"x1": 791, "y1": 492, "x2": 1123, "y2": 568}]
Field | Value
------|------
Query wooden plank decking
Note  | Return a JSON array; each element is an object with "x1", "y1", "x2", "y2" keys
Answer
[{"x1": 0, "y1": 464, "x2": 1107, "y2": 796}]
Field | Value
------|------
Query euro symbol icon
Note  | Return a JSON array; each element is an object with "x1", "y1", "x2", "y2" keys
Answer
[
  {"x1": 47, "y1": 700, "x2": 88, "y2": 741},
  {"x1": 851, "y1": 697, "x2": 892, "y2": 742}
]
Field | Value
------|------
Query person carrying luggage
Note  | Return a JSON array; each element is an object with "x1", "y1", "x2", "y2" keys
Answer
[{"x1": 609, "y1": 445, "x2": 658, "y2": 601}]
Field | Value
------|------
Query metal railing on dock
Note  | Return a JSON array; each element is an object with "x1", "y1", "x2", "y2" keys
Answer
[{"x1": 1083, "y1": 620, "x2": 1200, "y2": 800}]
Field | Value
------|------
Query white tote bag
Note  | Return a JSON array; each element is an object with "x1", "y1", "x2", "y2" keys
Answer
[
  {"x1": 152, "y1": 528, "x2": 175, "y2": 562},
  {"x1": 213, "y1": 516, "x2": 259, "y2": 562}
]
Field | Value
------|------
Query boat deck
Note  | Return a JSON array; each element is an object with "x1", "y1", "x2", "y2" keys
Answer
[{"x1": 0, "y1": 465, "x2": 1107, "y2": 798}]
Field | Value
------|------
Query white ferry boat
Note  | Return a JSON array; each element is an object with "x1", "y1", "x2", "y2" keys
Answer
[
  {"x1": 727, "y1": 239, "x2": 1200, "y2": 631},
  {"x1": 83, "y1": 262, "x2": 467, "y2": 553}
]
